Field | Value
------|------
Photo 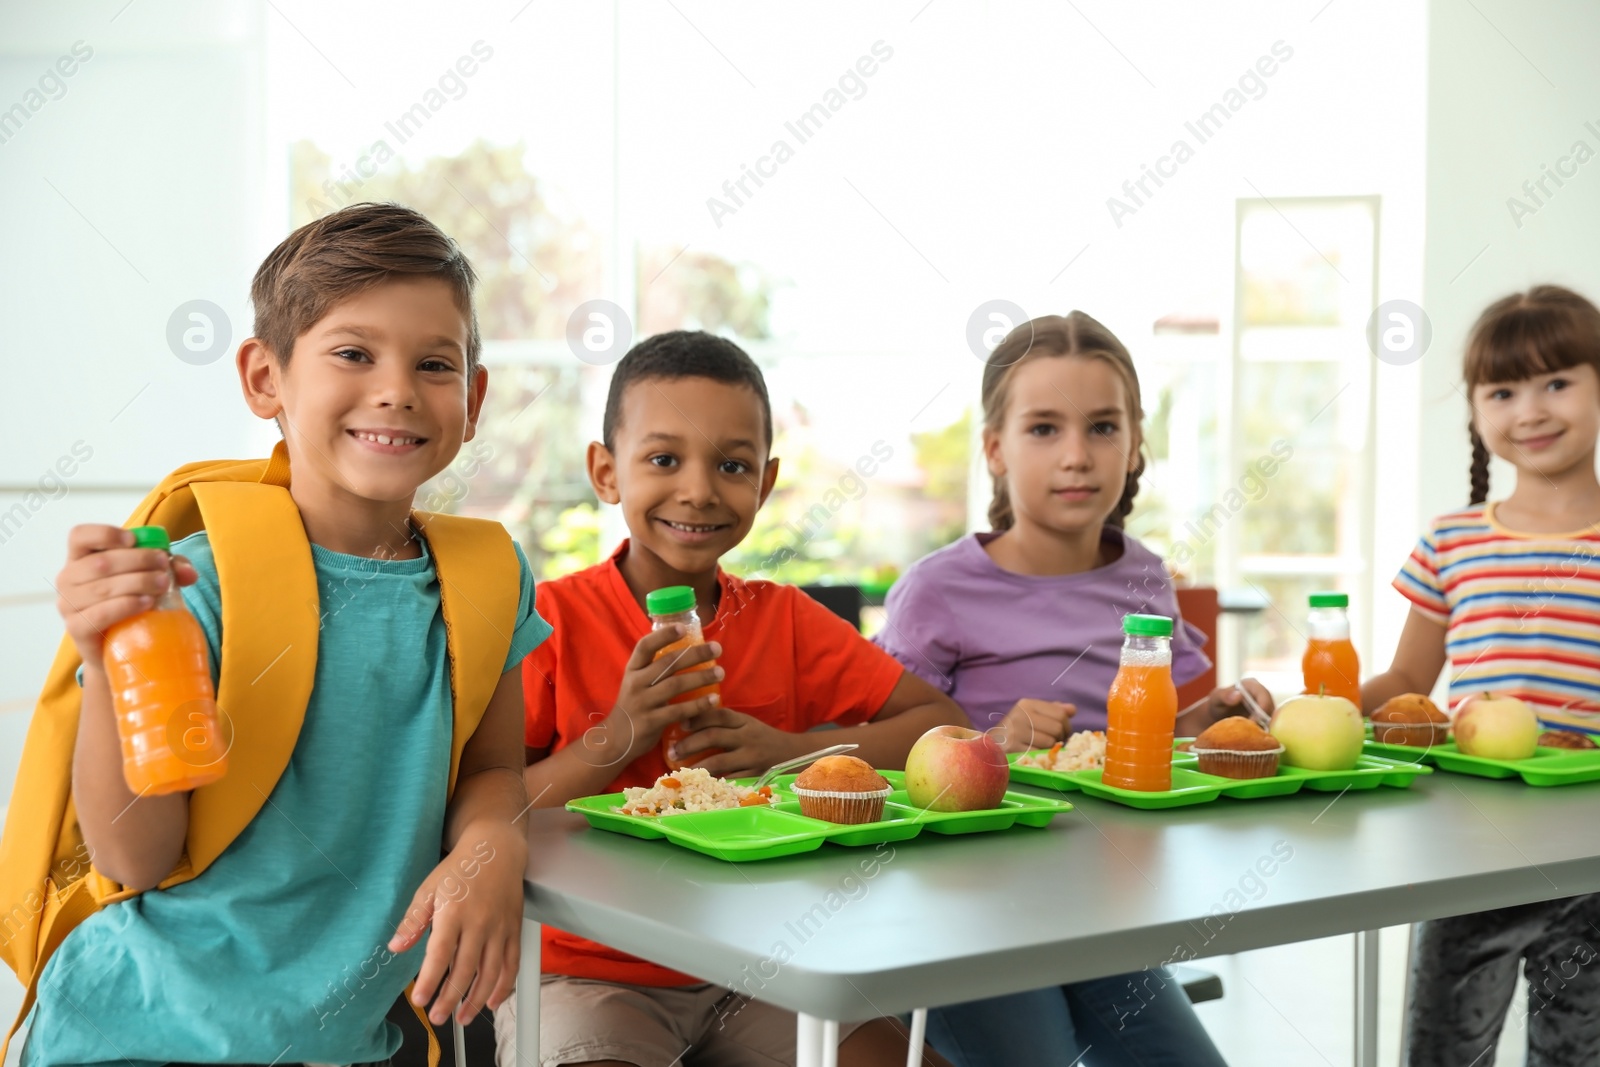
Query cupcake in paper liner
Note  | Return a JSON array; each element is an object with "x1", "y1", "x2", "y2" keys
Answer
[
  {"x1": 1191, "y1": 717, "x2": 1284, "y2": 779},
  {"x1": 791, "y1": 755, "x2": 892, "y2": 824},
  {"x1": 1371, "y1": 694, "x2": 1450, "y2": 748}
]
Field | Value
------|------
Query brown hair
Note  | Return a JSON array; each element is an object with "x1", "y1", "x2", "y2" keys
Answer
[
  {"x1": 1463, "y1": 285, "x2": 1600, "y2": 504},
  {"x1": 250, "y1": 202, "x2": 481, "y2": 370},
  {"x1": 981, "y1": 311, "x2": 1145, "y2": 531}
]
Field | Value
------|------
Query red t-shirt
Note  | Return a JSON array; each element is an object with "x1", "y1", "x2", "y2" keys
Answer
[{"x1": 523, "y1": 540, "x2": 906, "y2": 986}]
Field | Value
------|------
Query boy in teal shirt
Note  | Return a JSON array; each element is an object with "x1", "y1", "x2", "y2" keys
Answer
[{"x1": 22, "y1": 203, "x2": 549, "y2": 1064}]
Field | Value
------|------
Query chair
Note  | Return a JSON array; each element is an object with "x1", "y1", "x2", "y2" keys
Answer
[
  {"x1": 800, "y1": 583, "x2": 865, "y2": 631},
  {"x1": 1174, "y1": 586, "x2": 1220, "y2": 711},
  {"x1": 1173, "y1": 964, "x2": 1226, "y2": 1004}
]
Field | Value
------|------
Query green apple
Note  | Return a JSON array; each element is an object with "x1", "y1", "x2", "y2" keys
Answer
[
  {"x1": 1270, "y1": 692, "x2": 1364, "y2": 771},
  {"x1": 1454, "y1": 693, "x2": 1539, "y2": 760}
]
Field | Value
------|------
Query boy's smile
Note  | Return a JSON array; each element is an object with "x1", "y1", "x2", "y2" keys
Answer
[
  {"x1": 349, "y1": 428, "x2": 428, "y2": 453},
  {"x1": 590, "y1": 376, "x2": 778, "y2": 609},
  {"x1": 656, "y1": 516, "x2": 734, "y2": 544},
  {"x1": 239, "y1": 277, "x2": 485, "y2": 556}
]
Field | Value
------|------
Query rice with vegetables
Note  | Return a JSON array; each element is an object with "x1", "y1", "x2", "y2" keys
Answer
[
  {"x1": 1016, "y1": 730, "x2": 1106, "y2": 772},
  {"x1": 618, "y1": 767, "x2": 773, "y2": 816}
]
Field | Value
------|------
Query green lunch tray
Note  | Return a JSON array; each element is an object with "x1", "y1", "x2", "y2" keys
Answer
[
  {"x1": 565, "y1": 769, "x2": 1074, "y2": 862},
  {"x1": 1362, "y1": 739, "x2": 1600, "y2": 786},
  {"x1": 1008, "y1": 749, "x2": 1431, "y2": 809}
]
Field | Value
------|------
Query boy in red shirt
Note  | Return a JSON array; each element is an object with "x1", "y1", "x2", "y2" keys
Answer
[{"x1": 502, "y1": 330, "x2": 964, "y2": 1066}]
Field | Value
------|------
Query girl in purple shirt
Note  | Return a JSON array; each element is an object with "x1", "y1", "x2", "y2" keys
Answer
[{"x1": 877, "y1": 311, "x2": 1270, "y2": 1067}]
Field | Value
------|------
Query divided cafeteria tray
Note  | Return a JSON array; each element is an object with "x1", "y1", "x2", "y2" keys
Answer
[
  {"x1": 1361, "y1": 738, "x2": 1600, "y2": 787},
  {"x1": 566, "y1": 769, "x2": 1074, "y2": 862},
  {"x1": 1008, "y1": 747, "x2": 1431, "y2": 810}
]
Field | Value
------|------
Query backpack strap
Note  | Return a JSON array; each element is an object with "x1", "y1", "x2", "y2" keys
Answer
[
  {"x1": 405, "y1": 512, "x2": 515, "y2": 1067},
  {"x1": 407, "y1": 986, "x2": 443, "y2": 1067},
  {"x1": 0, "y1": 876, "x2": 98, "y2": 1063},
  {"x1": 183, "y1": 479, "x2": 320, "y2": 872},
  {"x1": 412, "y1": 511, "x2": 520, "y2": 796}
]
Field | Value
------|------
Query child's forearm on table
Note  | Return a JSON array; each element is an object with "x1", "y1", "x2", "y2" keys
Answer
[
  {"x1": 521, "y1": 743, "x2": 631, "y2": 810},
  {"x1": 843, "y1": 699, "x2": 968, "y2": 771},
  {"x1": 1360, "y1": 670, "x2": 1421, "y2": 714},
  {"x1": 72, "y1": 664, "x2": 189, "y2": 891}
]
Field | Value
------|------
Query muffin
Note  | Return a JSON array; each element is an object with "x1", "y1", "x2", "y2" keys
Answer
[
  {"x1": 1538, "y1": 730, "x2": 1598, "y2": 750},
  {"x1": 1371, "y1": 694, "x2": 1449, "y2": 747},
  {"x1": 1191, "y1": 717, "x2": 1284, "y2": 779},
  {"x1": 791, "y1": 755, "x2": 892, "y2": 824}
]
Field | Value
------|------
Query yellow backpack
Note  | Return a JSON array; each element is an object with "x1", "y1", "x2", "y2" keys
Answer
[{"x1": 0, "y1": 441, "x2": 520, "y2": 1064}]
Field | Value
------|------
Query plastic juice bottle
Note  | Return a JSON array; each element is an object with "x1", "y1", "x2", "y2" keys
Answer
[
  {"x1": 646, "y1": 585, "x2": 724, "y2": 771},
  {"x1": 1102, "y1": 613, "x2": 1179, "y2": 792},
  {"x1": 102, "y1": 526, "x2": 228, "y2": 795},
  {"x1": 1302, "y1": 591, "x2": 1361, "y2": 707}
]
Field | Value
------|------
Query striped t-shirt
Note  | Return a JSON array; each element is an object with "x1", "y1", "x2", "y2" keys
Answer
[{"x1": 1394, "y1": 504, "x2": 1600, "y2": 733}]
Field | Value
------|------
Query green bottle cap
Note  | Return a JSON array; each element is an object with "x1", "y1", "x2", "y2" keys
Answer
[
  {"x1": 1122, "y1": 613, "x2": 1173, "y2": 637},
  {"x1": 646, "y1": 585, "x2": 696, "y2": 616},
  {"x1": 1309, "y1": 591, "x2": 1349, "y2": 608},
  {"x1": 129, "y1": 526, "x2": 170, "y2": 552}
]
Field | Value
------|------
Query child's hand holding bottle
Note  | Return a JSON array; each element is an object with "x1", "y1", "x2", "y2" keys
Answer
[
  {"x1": 55, "y1": 524, "x2": 204, "y2": 889},
  {"x1": 60, "y1": 524, "x2": 225, "y2": 796},
  {"x1": 665, "y1": 705, "x2": 807, "y2": 779},
  {"x1": 593, "y1": 626, "x2": 724, "y2": 767},
  {"x1": 56, "y1": 524, "x2": 199, "y2": 665}
]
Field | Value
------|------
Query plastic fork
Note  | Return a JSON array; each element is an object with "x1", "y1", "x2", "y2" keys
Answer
[
  {"x1": 752, "y1": 742, "x2": 861, "y2": 792},
  {"x1": 1234, "y1": 679, "x2": 1274, "y2": 730}
]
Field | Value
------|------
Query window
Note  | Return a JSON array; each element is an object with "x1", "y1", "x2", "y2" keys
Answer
[
  {"x1": 1227, "y1": 197, "x2": 1379, "y2": 691},
  {"x1": 272, "y1": 9, "x2": 1413, "y2": 632}
]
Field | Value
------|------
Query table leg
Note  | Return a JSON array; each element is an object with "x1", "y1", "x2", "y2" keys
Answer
[
  {"x1": 1354, "y1": 928, "x2": 1380, "y2": 1067},
  {"x1": 796, "y1": 1013, "x2": 839, "y2": 1067},
  {"x1": 906, "y1": 1007, "x2": 927, "y2": 1067},
  {"x1": 518, "y1": 917, "x2": 542, "y2": 1065},
  {"x1": 1398, "y1": 923, "x2": 1416, "y2": 1059}
]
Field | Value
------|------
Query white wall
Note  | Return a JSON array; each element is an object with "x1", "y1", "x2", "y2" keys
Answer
[
  {"x1": 0, "y1": 3, "x2": 267, "y2": 1046},
  {"x1": 1381, "y1": 0, "x2": 1600, "y2": 691},
  {"x1": 0, "y1": 0, "x2": 267, "y2": 816}
]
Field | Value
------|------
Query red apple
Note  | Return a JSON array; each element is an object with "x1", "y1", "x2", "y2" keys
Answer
[
  {"x1": 1454, "y1": 692, "x2": 1539, "y2": 760},
  {"x1": 904, "y1": 725, "x2": 1010, "y2": 811}
]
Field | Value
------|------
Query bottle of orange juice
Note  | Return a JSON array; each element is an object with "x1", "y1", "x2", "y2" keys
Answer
[
  {"x1": 102, "y1": 526, "x2": 228, "y2": 795},
  {"x1": 1102, "y1": 613, "x2": 1179, "y2": 792},
  {"x1": 646, "y1": 585, "x2": 723, "y2": 770},
  {"x1": 1302, "y1": 591, "x2": 1361, "y2": 707}
]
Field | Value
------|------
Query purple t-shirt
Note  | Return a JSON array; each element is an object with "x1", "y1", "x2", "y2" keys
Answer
[{"x1": 874, "y1": 530, "x2": 1211, "y2": 731}]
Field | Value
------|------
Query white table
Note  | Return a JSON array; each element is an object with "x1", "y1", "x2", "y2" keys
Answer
[{"x1": 517, "y1": 774, "x2": 1600, "y2": 1066}]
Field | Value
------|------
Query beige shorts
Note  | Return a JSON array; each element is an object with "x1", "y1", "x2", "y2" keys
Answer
[{"x1": 493, "y1": 974, "x2": 865, "y2": 1067}]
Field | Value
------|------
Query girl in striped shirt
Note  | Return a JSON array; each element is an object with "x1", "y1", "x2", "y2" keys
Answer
[{"x1": 1365, "y1": 284, "x2": 1600, "y2": 1067}]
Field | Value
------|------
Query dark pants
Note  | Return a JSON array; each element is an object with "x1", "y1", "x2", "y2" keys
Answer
[
  {"x1": 1405, "y1": 892, "x2": 1600, "y2": 1067},
  {"x1": 925, "y1": 968, "x2": 1228, "y2": 1067}
]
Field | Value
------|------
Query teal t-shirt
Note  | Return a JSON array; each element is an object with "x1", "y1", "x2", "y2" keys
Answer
[{"x1": 23, "y1": 529, "x2": 551, "y2": 1066}]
